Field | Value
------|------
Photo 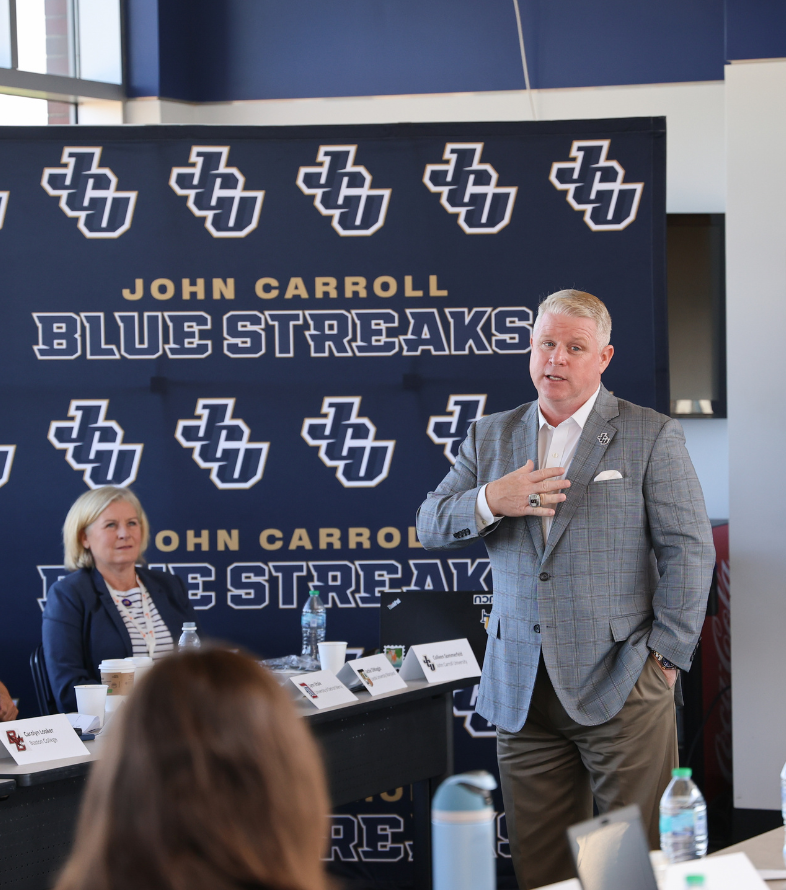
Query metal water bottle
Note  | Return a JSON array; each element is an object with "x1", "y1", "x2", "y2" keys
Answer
[{"x1": 432, "y1": 771, "x2": 497, "y2": 890}]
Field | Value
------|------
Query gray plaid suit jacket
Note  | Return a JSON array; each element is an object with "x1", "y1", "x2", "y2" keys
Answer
[{"x1": 416, "y1": 386, "x2": 714, "y2": 733}]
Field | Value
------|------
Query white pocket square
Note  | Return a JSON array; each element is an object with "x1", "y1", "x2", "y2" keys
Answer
[{"x1": 594, "y1": 470, "x2": 623, "y2": 482}]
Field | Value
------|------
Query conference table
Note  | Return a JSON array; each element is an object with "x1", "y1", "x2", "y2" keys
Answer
[
  {"x1": 718, "y1": 827, "x2": 786, "y2": 889},
  {"x1": 0, "y1": 674, "x2": 475, "y2": 890},
  {"x1": 542, "y1": 825, "x2": 786, "y2": 889}
]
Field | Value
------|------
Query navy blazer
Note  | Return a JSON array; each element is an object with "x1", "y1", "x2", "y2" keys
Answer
[{"x1": 42, "y1": 566, "x2": 199, "y2": 713}]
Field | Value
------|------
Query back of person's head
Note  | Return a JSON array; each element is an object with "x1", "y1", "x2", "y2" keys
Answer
[
  {"x1": 62, "y1": 485, "x2": 150, "y2": 571},
  {"x1": 535, "y1": 289, "x2": 612, "y2": 348},
  {"x1": 56, "y1": 648, "x2": 330, "y2": 890}
]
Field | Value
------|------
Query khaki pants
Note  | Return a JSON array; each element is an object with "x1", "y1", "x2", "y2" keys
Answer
[{"x1": 497, "y1": 655, "x2": 678, "y2": 890}]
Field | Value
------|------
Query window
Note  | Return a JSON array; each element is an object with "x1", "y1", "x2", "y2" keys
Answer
[{"x1": 0, "y1": 0, "x2": 123, "y2": 124}]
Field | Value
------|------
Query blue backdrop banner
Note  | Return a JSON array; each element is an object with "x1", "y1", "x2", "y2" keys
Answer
[{"x1": 0, "y1": 116, "x2": 665, "y2": 881}]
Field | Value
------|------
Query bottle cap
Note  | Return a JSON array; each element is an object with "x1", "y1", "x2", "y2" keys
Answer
[
  {"x1": 432, "y1": 771, "x2": 497, "y2": 816},
  {"x1": 309, "y1": 589, "x2": 319, "y2": 596},
  {"x1": 182, "y1": 622, "x2": 196, "y2": 630},
  {"x1": 685, "y1": 876, "x2": 705, "y2": 887},
  {"x1": 672, "y1": 767, "x2": 692, "y2": 778}
]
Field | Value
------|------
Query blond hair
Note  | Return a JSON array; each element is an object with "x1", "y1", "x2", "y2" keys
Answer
[
  {"x1": 534, "y1": 289, "x2": 612, "y2": 348},
  {"x1": 63, "y1": 486, "x2": 149, "y2": 571}
]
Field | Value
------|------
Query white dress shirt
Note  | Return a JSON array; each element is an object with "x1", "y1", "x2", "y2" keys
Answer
[{"x1": 475, "y1": 386, "x2": 601, "y2": 542}]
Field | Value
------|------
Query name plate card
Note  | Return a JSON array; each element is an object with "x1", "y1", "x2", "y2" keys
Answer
[
  {"x1": 0, "y1": 714, "x2": 89, "y2": 765},
  {"x1": 289, "y1": 670, "x2": 358, "y2": 709},
  {"x1": 338, "y1": 653, "x2": 408, "y2": 696},
  {"x1": 399, "y1": 638, "x2": 481, "y2": 684}
]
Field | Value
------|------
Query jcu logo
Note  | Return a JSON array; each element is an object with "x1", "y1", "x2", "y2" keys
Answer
[
  {"x1": 48, "y1": 400, "x2": 142, "y2": 488},
  {"x1": 549, "y1": 139, "x2": 644, "y2": 230},
  {"x1": 302, "y1": 397, "x2": 394, "y2": 487},
  {"x1": 453, "y1": 686, "x2": 496, "y2": 738},
  {"x1": 297, "y1": 145, "x2": 391, "y2": 236},
  {"x1": 176, "y1": 398, "x2": 269, "y2": 489},
  {"x1": 423, "y1": 143, "x2": 516, "y2": 234},
  {"x1": 170, "y1": 146, "x2": 264, "y2": 238},
  {"x1": 427, "y1": 395, "x2": 487, "y2": 464},
  {"x1": 41, "y1": 147, "x2": 137, "y2": 238}
]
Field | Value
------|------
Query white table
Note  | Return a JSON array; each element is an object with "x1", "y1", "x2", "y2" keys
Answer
[
  {"x1": 718, "y1": 827, "x2": 786, "y2": 889},
  {"x1": 540, "y1": 829, "x2": 786, "y2": 890}
]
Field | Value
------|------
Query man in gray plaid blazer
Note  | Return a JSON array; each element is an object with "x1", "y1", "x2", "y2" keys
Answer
[{"x1": 417, "y1": 290, "x2": 714, "y2": 889}]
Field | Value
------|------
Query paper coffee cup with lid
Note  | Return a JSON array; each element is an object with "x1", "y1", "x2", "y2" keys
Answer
[
  {"x1": 124, "y1": 656, "x2": 154, "y2": 680},
  {"x1": 99, "y1": 658, "x2": 135, "y2": 696}
]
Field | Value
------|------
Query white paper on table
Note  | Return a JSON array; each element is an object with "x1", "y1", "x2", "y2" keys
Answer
[
  {"x1": 0, "y1": 714, "x2": 89, "y2": 765},
  {"x1": 289, "y1": 670, "x2": 358, "y2": 709},
  {"x1": 664, "y1": 852, "x2": 767, "y2": 889},
  {"x1": 66, "y1": 713, "x2": 101, "y2": 733},
  {"x1": 337, "y1": 653, "x2": 408, "y2": 695},
  {"x1": 758, "y1": 869, "x2": 786, "y2": 881},
  {"x1": 399, "y1": 638, "x2": 481, "y2": 683}
]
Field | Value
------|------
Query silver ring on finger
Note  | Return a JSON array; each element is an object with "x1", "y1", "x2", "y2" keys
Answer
[{"x1": 528, "y1": 493, "x2": 541, "y2": 509}]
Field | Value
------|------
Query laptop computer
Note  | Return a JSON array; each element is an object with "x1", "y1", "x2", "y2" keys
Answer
[
  {"x1": 379, "y1": 590, "x2": 492, "y2": 668},
  {"x1": 567, "y1": 805, "x2": 659, "y2": 890}
]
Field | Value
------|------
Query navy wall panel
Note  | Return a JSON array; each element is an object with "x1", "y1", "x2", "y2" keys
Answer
[
  {"x1": 526, "y1": 0, "x2": 724, "y2": 90},
  {"x1": 126, "y1": 0, "x2": 730, "y2": 102},
  {"x1": 125, "y1": 0, "x2": 161, "y2": 99},
  {"x1": 726, "y1": 0, "x2": 786, "y2": 62}
]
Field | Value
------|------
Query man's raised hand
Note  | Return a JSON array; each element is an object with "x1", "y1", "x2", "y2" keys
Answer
[{"x1": 485, "y1": 460, "x2": 570, "y2": 517}]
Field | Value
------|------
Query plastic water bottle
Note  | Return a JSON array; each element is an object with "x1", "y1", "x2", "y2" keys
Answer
[
  {"x1": 301, "y1": 589, "x2": 326, "y2": 660},
  {"x1": 779, "y1": 761, "x2": 786, "y2": 865},
  {"x1": 178, "y1": 622, "x2": 201, "y2": 650},
  {"x1": 659, "y1": 767, "x2": 708, "y2": 863},
  {"x1": 432, "y1": 771, "x2": 497, "y2": 890}
]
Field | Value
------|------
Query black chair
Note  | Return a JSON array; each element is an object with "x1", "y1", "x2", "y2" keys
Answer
[{"x1": 29, "y1": 643, "x2": 58, "y2": 716}]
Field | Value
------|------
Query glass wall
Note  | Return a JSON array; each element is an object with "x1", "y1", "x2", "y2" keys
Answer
[
  {"x1": 0, "y1": 0, "x2": 121, "y2": 125},
  {"x1": 0, "y1": 93, "x2": 48, "y2": 125},
  {"x1": 0, "y1": 0, "x2": 122, "y2": 83},
  {"x1": 76, "y1": 0, "x2": 121, "y2": 83},
  {"x1": 17, "y1": 0, "x2": 48, "y2": 75}
]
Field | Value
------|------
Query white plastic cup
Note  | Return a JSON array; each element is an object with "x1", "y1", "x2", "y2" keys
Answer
[
  {"x1": 318, "y1": 642, "x2": 347, "y2": 674},
  {"x1": 74, "y1": 684, "x2": 108, "y2": 728},
  {"x1": 124, "y1": 656, "x2": 154, "y2": 680}
]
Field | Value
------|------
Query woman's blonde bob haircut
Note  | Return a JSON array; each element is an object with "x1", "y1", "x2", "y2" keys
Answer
[
  {"x1": 63, "y1": 486, "x2": 149, "y2": 571},
  {"x1": 534, "y1": 289, "x2": 612, "y2": 348}
]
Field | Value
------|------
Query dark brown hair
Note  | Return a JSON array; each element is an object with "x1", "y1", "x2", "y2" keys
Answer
[{"x1": 55, "y1": 649, "x2": 330, "y2": 890}]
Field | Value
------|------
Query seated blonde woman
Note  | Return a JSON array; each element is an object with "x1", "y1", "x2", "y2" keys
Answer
[
  {"x1": 55, "y1": 649, "x2": 330, "y2": 890},
  {"x1": 42, "y1": 486, "x2": 198, "y2": 713}
]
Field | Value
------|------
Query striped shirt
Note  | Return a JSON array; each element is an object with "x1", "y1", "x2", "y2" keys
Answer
[{"x1": 107, "y1": 583, "x2": 174, "y2": 659}]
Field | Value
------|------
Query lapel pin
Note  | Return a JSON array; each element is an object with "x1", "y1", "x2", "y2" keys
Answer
[{"x1": 597, "y1": 432, "x2": 610, "y2": 446}]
